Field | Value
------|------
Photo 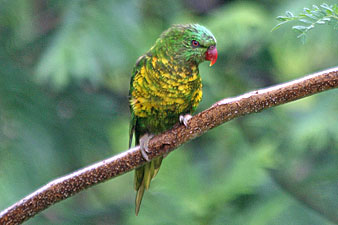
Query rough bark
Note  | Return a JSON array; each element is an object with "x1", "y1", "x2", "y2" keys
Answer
[{"x1": 1, "y1": 67, "x2": 337, "y2": 225}]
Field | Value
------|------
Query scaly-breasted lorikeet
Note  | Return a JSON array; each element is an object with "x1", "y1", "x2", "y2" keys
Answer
[{"x1": 129, "y1": 24, "x2": 217, "y2": 215}]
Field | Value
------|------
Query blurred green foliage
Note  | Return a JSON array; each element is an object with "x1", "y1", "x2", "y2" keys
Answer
[
  {"x1": 273, "y1": 3, "x2": 338, "y2": 43},
  {"x1": 0, "y1": 0, "x2": 338, "y2": 224}
]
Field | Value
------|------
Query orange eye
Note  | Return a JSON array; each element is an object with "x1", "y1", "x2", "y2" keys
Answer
[{"x1": 191, "y1": 40, "x2": 200, "y2": 47}]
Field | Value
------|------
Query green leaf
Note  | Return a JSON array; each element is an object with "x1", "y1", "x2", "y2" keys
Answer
[
  {"x1": 320, "y1": 3, "x2": 333, "y2": 12},
  {"x1": 271, "y1": 21, "x2": 288, "y2": 31},
  {"x1": 299, "y1": 19, "x2": 313, "y2": 24},
  {"x1": 315, "y1": 20, "x2": 326, "y2": 24},
  {"x1": 286, "y1": 11, "x2": 294, "y2": 18},
  {"x1": 312, "y1": 5, "x2": 320, "y2": 11},
  {"x1": 334, "y1": 5, "x2": 338, "y2": 14},
  {"x1": 276, "y1": 16, "x2": 290, "y2": 21},
  {"x1": 305, "y1": 13, "x2": 318, "y2": 20},
  {"x1": 292, "y1": 25, "x2": 307, "y2": 32},
  {"x1": 303, "y1": 8, "x2": 311, "y2": 13}
]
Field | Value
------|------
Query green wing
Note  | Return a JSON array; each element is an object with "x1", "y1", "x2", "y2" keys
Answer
[
  {"x1": 128, "y1": 55, "x2": 146, "y2": 148},
  {"x1": 129, "y1": 53, "x2": 164, "y2": 215}
]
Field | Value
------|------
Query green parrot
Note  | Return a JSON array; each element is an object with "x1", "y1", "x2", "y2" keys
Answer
[{"x1": 129, "y1": 24, "x2": 217, "y2": 215}]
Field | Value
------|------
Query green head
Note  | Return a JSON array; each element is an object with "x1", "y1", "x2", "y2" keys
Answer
[{"x1": 153, "y1": 24, "x2": 217, "y2": 66}]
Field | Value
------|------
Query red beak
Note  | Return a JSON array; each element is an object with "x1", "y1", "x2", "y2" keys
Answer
[{"x1": 205, "y1": 45, "x2": 218, "y2": 66}]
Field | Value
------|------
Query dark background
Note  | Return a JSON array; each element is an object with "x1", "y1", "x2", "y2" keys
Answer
[{"x1": 0, "y1": 0, "x2": 337, "y2": 224}]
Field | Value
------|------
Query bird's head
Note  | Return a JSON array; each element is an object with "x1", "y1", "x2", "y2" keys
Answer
[{"x1": 155, "y1": 24, "x2": 217, "y2": 66}]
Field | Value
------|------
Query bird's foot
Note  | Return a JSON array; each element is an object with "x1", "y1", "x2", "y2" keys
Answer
[
  {"x1": 179, "y1": 114, "x2": 192, "y2": 128},
  {"x1": 139, "y1": 133, "x2": 154, "y2": 162}
]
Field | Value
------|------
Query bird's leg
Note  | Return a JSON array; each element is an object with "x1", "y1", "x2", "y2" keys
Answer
[
  {"x1": 179, "y1": 114, "x2": 192, "y2": 127},
  {"x1": 139, "y1": 133, "x2": 154, "y2": 162}
]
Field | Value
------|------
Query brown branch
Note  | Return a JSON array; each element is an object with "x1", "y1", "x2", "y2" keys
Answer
[{"x1": 1, "y1": 67, "x2": 338, "y2": 225}]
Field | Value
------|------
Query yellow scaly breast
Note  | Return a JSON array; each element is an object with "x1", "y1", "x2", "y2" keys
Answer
[{"x1": 131, "y1": 58, "x2": 202, "y2": 118}]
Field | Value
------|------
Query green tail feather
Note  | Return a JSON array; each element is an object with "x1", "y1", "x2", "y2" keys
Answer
[
  {"x1": 134, "y1": 157, "x2": 163, "y2": 215},
  {"x1": 135, "y1": 177, "x2": 145, "y2": 216}
]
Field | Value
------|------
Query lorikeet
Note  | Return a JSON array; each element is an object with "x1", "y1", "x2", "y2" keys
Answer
[{"x1": 129, "y1": 24, "x2": 217, "y2": 215}]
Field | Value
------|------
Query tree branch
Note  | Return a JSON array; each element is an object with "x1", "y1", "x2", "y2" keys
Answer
[{"x1": 1, "y1": 67, "x2": 337, "y2": 225}]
